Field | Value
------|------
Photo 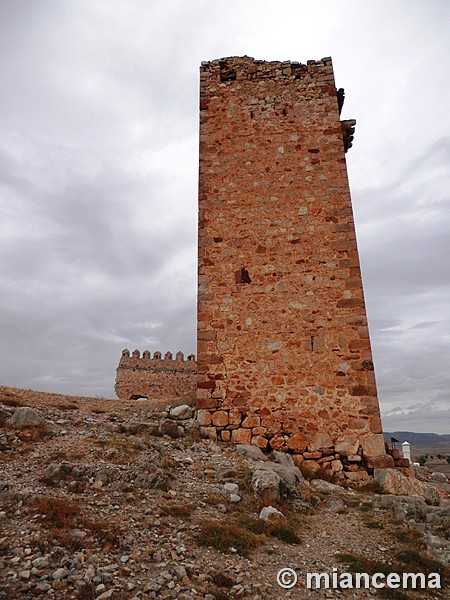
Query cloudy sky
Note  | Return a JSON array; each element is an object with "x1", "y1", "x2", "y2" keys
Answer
[{"x1": 0, "y1": 1, "x2": 448, "y2": 433}]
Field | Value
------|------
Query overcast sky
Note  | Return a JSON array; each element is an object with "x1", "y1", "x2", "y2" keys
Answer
[{"x1": 0, "y1": 0, "x2": 448, "y2": 433}]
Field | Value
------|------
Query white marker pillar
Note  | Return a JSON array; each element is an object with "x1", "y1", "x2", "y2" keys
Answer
[{"x1": 401, "y1": 441, "x2": 411, "y2": 463}]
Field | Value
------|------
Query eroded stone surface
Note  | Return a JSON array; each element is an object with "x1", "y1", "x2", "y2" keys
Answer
[{"x1": 374, "y1": 468, "x2": 440, "y2": 504}]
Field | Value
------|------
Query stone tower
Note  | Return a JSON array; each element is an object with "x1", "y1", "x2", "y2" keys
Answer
[{"x1": 197, "y1": 56, "x2": 390, "y2": 479}]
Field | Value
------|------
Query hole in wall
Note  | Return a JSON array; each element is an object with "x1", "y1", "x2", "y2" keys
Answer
[
  {"x1": 235, "y1": 268, "x2": 251, "y2": 284},
  {"x1": 219, "y1": 61, "x2": 236, "y2": 82}
]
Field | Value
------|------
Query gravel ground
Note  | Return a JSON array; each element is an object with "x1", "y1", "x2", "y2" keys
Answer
[{"x1": 0, "y1": 385, "x2": 448, "y2": 599}]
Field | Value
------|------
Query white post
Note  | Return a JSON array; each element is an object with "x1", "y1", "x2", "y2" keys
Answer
[{"x1": 401, "y1": 441, "x2": 411, "y2": 463}]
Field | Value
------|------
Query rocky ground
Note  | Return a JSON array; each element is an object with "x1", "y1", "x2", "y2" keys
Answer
[{"x1": 0, "y1": 385, "x2": 449, "y2": 599}]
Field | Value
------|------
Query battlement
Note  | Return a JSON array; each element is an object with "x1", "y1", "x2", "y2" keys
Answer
[
  {"x1": 115, "y1": 349, "x2": 197, "y2": 401},
  {"x1": 118, "y1": 348, "x2": 196, "y2": 371},
  {"x1": 200, "y1": 55, "x2": 355, "y2": 154},
  {"x1": 200, "y1": 55, "x2": 334, "y2": 86}
]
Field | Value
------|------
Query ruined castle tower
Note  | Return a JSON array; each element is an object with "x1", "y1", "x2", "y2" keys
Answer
[
  {"x1": 197, "y1": 56, "x2": 390, "y2": 478},
  {"x1": 115, "y1": 349, "x2": 196, "y2": 402}
]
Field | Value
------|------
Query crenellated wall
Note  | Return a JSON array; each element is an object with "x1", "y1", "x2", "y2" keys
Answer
[
  {"x1": 115, "y1": 349, "x2": 197, "y2": 402},
  {"x1": 196, "y1": 56, "x2": 391, "y2": 481}
]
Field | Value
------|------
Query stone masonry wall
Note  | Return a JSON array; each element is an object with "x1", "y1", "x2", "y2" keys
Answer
[
  {"x1": 115, "y1": 349, "x2": 197, "y2": 402},
  {"x1": 197, "y1": 56, "x2": 390, "y2": 482}
]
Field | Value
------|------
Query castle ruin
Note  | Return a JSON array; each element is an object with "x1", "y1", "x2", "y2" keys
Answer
[
  {"x1": 196, "y1": 56, "x2": 391, "y2": 480},
  {"x1": 115, "y1": 349, "x2": 196, "y2": 402}
]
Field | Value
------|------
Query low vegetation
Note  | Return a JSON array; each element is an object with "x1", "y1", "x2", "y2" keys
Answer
[
  {"x1": 197, "y1": 513, "x2": 301, "y2": 557},
  {"x1": 337, "y1": 533, "x2": 449, "y2": 598},
  {"x1": 27, "y1": 495, "x2": 123, "y2": 552}
]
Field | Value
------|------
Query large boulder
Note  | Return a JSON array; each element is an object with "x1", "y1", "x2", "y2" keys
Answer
[
  {"x1": 431, "y1": 472, "x2": 448, "y2": 483},
  {"x1": 7, "y1": 407, "x2": 43, "y2": 430},
  {"x1": 159, "y1": 419, "x2": 184, "y2": 438},
  {"x1": 0, "y1": 407, "x2": 12, "y2": 427},
  {"x1": 236, "y1": 444, "x2": 268, "y2": 462},
  {"x1": 251, "y1": 460, "x2": 307, "y2": 504},
  {"x1": 310, "y1": 479, "x2": 347, "y2": 495},
  {"x1": 259, "y1": 506, "x2": 285, "y2": 521},
  {"x1": 374, "y1": 469, "x2": 439, "y2": 504},
  {"x1": 42, "y1": 463, "x2": 73, "y2": 484},
  {"x1": 272, "y1": 451, "x2": 295, "y2": 466},
  {"x1": 169, "y1": 405, "x2": 193, "y2": 420}
]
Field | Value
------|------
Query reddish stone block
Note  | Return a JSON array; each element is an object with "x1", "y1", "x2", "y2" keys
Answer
[
  {"x1": 197, "y1": 380, "x2": 216, "y2": 390},
  {"x1": 196, "y1": 410, "x2": 212, "y2": 426},
  {"x1": 287, "y1": 432, "x2": 308, "y2": 452},
  {"x1": 293, "y1": 455, "x2": 304, "y2": 468},
  {"x1": 394, "y1": 458, "x2": 410, "y2": 468},
  {"x1": 335, "y1": 434, "x2": 359, "y2": 456},
  {"x1": 252, "y1": 435, "x2": 268, "y2": 449},
  {"x1": 347, "y1": 464, "x2": 360, "y2": 472},
  {"x1": 242, "y1": 415, "x2": 260, "y2": 428},
  {"x1": 331, "y1": 460, "x2": 343, "y2": 472},
  {"x1": 369, "y1": 415, "x2": 383, "y2": 434},
  {"x1": 304, "y1": 451, "x2": 322, "y2": 460},
  {"x1": 302, "y1": 460, "x2": 321, "y2": 478},
  {"x1": 318, "y1": 455, "x2": 334, "y2": 464},
  {"x1": 309, "y1": 431, "x2": 333, "y2": 452},
  {"x1": 220, "y1": 430, "x2": 231, "y2": 442},
  {"x1": 344, "y1": 471, "x2": 369, "y2": 482},
  {"x1": 252, "y1": 426, "x2": 267, "y2": 436},
  {"x1": 231, "y1": 429, "x2": 252, "y2": 445},
  {"x1": 269, "y1": 436, "x2": 285, "y2": 449},
  {"x1": 348, "y1": 417, "x2": 368, "y2": 430},
  {"x1": 361, "y1": 434, "x2": 386, "y2": 458},
  {"x1": 212, "y1": 411, "x2": 229, "y2": 427},
  {"x1": 365, "y1": 455, "x2": 395, "y2": 469},
  {"x1": 228, "y1": 409, "x2": 243, "y2": 425}
]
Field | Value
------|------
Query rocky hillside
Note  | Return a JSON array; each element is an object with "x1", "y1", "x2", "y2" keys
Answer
[{"x1": 0, "y1": 385, "x2": 449, "y2": 599}]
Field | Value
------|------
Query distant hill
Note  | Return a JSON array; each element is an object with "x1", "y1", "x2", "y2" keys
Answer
[{"x1": 384, "y1": 431, "x2": 450, "y2": 445}]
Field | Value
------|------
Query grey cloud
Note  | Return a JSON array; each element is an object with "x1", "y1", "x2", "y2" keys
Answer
[
  {"x1": 0, "y1": 1, "x2": 448, "y2": 434},
  {"x1": 410, "y1": 320, "x2": 441, "y2": 330}
]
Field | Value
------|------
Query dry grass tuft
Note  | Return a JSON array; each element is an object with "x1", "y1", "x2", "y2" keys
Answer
[
  {"x1": 1, "y1": 397, "x2": 24, "y2": 408},
  {"x1": 49, "y1": 528, "x2": 88, "y2": 552},
  {"x1": 393, "y1": 528, "x2": 426, "y2": 550},
  {"x1": 338, "y1": 548, "x2": 449, "y2": 597},
  {"x1": 160, "y1": 503, "x2": 193, "y2": 518},
  {"x1": 31, "y1": 496, "x2": 81, "y2": 528},
  {"x1": 210, "y1": 571, "x2": 235, "y2": 588},
  {"x1": 54, "y1": 402, "x2": 79, "y2": 410},
  {"x1": 197, "y1": 517, "x2": 263, "y2": 557},
  {"x1": 197, "y1": 512, "x2": 301, "y2": 557},
  {"x1": 238, "y1": 514, "x2": 301, "y2": 544},
  {"x1": 90, "y1": 407, "x2": 107, "y2": 414},
  {"x1": 204, "y1": 492, "x2": 225, "y2": 506},
  {"x1": 357, "y1": 480, "x2": 384, "y2": 495},
  {"x1": 81, "y1": 516, "x2": 122, "y2": 549},
  {"x1": 28, "y1": 495, "x2": 122, "y2": 551}
]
